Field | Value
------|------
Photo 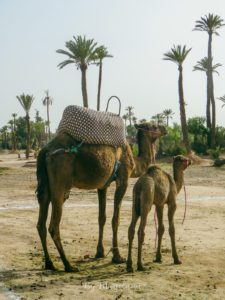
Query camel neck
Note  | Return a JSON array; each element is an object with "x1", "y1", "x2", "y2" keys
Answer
[
  {"x1": 137, "y1": 133, "x2": 154, "y2": 162},
  {"x1": 173, "y1": 166, "x2": 184, "y2": 194}
]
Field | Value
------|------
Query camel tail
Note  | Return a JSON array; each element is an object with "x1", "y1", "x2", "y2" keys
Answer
[{"x1": 36, "y1": 148, "x2": 49, "y2": 204}]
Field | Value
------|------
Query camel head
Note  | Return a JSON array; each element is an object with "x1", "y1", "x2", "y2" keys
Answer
[
  {"x1": 173, "y1": 155, "x2": 192, "y2": 171},
  {"x1": 135, "y1": 122, "x2": 167, "y2": 142}
]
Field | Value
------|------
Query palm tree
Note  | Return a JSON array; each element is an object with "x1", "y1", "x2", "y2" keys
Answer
[
  {"x1": 11, "y1": 113, "x2": 17, "y2": 150},
  {"x1": 162, "y1": 109, "x2": 175, "y2": 126},
  {"x1": 16, "y1": 93, "x2": 34, "y2": 159},
  {"x1": 163, "y1": 45, "x2": 192, "y2": 154},
  {"x1": 218, "y1": 95, "x2": 225, "y2": 108},
  {"x1": 56, "y1": 35, "x2": 98, "y2": 108},
  {"x1": 0, "y1": 126, "x2": 9, "y2": 149},
  {"x1": 42, "y1": 90, "x2": 53, "y2": 141},
  {"x1": 125, "y1": 106, "x2": 134, "y2": 126},
  {"x1": 151, "y1": 113, "x2": 165, "y2": 125},
  {"x1": 139, "y1": 118, "x2": 147, "y2": 124},
  {"x1": 122, "y1": 114, "x2": 129, "y2": 126},
  {"x1": 193, "y1": 13, "x2": 225, "y2": 148},
  {"x1": 193, "y1": 57, "x2": 222, "y2": 147},
  {"x1": 93, "y1": 46, "x2": 113, "y2": 111}
]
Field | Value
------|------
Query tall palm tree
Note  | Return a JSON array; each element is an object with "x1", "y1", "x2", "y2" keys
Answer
[
  {"x1": 193, "y1": 57, "x2": 222, "y2": 147},
  {"x1": 16, "y1": 93, "x2": 34, "y2": 159},
  {"x1": 0, "y1": 126, "x2": 9, "y2": 149},
  {"x1": 42, "y1": 90, "x2": 53, "y2": 141},
  {"x1": 217, "y1": 95, "x2": 225, "y2": 108},
  {"x1": 151, "y1": 113, "x2": 165, "y2": 125},
  {"x1": 93, "y1": 46, "x2": 113, "y2": 111},
  {"x1": 162, "y1": 109, "x2": 175, "y2": 126},
  {"x1": 56, "y1": 35, "x2": 98, "y2": 108},
  {"x1": 11, "y1": 113, "x2": 17, "y2": 150},
  {"x1": 163, "y1": 45, "x2": 192, "y2": 154},
  {"x1": 122, "y1": 114, "x2": 129, "y2": 126},
  {"x1": 125, "y1": 106, "x2": 134, "y2": 126},
  {"x1": 193, "y1": 13, "x2": 225, "y2": 148}
]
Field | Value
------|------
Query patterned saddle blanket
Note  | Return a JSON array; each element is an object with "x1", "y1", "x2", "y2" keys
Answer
[{"x1": 58, "y1": 105, "x2": 126, "y2": 147}]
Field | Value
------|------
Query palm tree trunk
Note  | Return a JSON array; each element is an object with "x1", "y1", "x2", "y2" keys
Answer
[
  {"x1": 206, "y1": 72, "x2": 211, "y2": 147},
  {"x1": 208, "y1": 32, "x2": 216, "y2": 148},
  {"x1": 178, "y1": 66, "x2": 191, "y2": 154},
  {"x1": 26, "y1": 114, "x2": 30, "y2": 159},
  {"x1": 47, "y1": 103, "x2": 50, "y2": 140},
  {"x1": 210, "y1": 76, "x2": 216, "y2": 148},
  {"x1": 97, "y1": 60, "x2": 102, "y2": 111},
  {"x1": 81, "y1": 67, "x2": 88, "y2": 108}
]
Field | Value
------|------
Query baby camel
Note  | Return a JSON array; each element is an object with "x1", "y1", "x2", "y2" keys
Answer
[{"x1": 127, "y1": 155, "x2": 191, "y2": 272}]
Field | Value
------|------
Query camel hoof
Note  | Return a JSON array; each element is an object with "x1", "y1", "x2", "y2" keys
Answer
[
  {"x1": 137, "y1": 265, "x2": 145, "y2": 271},
  {"x1": 112, "y1": 256, "x2": 126, "y2": 264},
  {"x1": 153, "y1": 258, "x2": 162, "y2": 263},
  {"x1": 45, "y1": 261, "x2": 58, "y2": 271},
  {"x1": 126, "y1": 263, "x2": 134, "y2": 273},
  {"x1": 95, "y1": 252, "x2": 105, "y2": 259},
  {"x1": 65, "y1": 265, "x2": 79, "y2": 273},
  {"x1": 174, "y1": 259, "x2": 182, "y2": 265}
]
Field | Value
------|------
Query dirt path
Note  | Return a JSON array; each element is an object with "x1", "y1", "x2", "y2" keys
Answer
[{"x1": 0, "y1": 153, "x2": 225, "y2": 300}]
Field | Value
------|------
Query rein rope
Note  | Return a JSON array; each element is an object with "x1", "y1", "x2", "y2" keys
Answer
[{"x1": 181, "y1": 161, "x2": 188, "y2": 225}]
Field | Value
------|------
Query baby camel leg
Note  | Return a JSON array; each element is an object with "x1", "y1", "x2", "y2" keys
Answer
[
  {"x1": 126, "y1": 209, "x2": 139, "y2": 272},
  {"x1": 48, "y1": 192, "x2": 79, "y2": 272},
  {"x1": 154, "y1": 205, "x2": 165, "y2": 263},
  {"x1": 168, "y1": 201, "x2": 181, "y2": 264},
  {"x1": 137, "y1": 213, "x2": 148, "y2": 271}
]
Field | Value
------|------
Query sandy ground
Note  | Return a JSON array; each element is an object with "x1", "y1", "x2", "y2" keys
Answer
[{"x1": 0, "y1": 153, "x2": 225, "y2": 300}]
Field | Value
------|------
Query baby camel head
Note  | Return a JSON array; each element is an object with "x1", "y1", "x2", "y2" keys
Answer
[
  {"x1": 135, "y1": 122, "x2": 167, "y2": 142},
  {"x1": 173, "y1": 155, "x2": 192, "y2": 170}
]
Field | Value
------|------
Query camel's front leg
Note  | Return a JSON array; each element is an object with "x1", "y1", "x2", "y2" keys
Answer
[
  {"x1": 112, "y1": 181, "x2": 128, "y2": 264},
  {"x1": 95, "y1": 188, "x2": 107, "y2": 258}
]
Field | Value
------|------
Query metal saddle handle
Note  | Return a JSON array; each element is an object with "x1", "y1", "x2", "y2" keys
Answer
[{"x1": 105, "y1": 96, "x2": 121, "y2": 116}]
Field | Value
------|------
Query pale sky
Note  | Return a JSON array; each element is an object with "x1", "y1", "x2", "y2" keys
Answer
[{"x1": 1, "y1": 0, "x2": 225, "y2": 132}]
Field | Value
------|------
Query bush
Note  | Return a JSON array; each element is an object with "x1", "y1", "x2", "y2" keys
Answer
[
  {"x1": 208, "y1": 146, "x2": 224, "y2": 159},
  {"x1": 192, "y1": 142, "x2": 208, "y2": 155}
]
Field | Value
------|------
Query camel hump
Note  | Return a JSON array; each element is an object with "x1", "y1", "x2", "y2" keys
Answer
[
  {"x1": 58, "y1": 105, "x2": 126, "y2": 147},
  {"x1": 146, "y1": 165, "x2": 161, "y2": 174}
]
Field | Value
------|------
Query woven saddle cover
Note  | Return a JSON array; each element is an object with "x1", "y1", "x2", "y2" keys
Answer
[{"x1": 58, "y1": 105, "x2": 126, "y2": 147}]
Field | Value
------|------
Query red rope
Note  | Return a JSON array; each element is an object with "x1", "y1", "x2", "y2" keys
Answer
[{"x1": 182, "y1": 179, "x2": 187, "y2": 224}]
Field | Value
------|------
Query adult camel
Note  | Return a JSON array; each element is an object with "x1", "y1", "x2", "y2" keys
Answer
[{"x1": 36, "y1": 122, "x2": 167, "y2": 272}]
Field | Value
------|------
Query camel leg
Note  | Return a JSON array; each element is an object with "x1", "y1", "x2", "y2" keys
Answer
[
  {"x1": 111, "y1": 181, "x2": 128, "y2": 264},
  {"x1": 126, "y1": 209, "x2": 139, "y2": 272},
  {"x1": 37, "y1": 192, "x2": 56, "y2": 270},
  {"x1": 154, "y1": 205, "x2": 165, "y2": 263},
  {"x1": 137, "y1": 213, "x2": 148, "y2": 271},
  {"x1": 168, "y1": 201, "x2": 182, "y2": 264},
  {"x1": 95, "y1": 188, "x2": 107, "y2": 258},
  {"x1": 48, "y1": 193, "x2": 79, "y2": 272}
]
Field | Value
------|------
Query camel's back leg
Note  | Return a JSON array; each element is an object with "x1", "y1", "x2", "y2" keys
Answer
[
  {"x1": 127, "y1": 195, "x2": 139, "y2": 272},
  {"x1": 47, "y1": 155, "x2": 78, "y2": 272},
  {"x1": 95, "y1": 188, "x2": 107, "y2": 258},
  {"x1": 137, "y1": 187, "x2": 154, "y2": 271},
  {"x1": 154, "y1": 205, "x2": 165, "y2": 263},
  {"x1": 48, "y1": 190, "x2": 78, "y2": 272},
  {"x1": 168, "y1": 196, "x2": 181, "y2": 264},
  {"x1": 37, "y1": 188, "x2": 55, "y2": 270}
]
